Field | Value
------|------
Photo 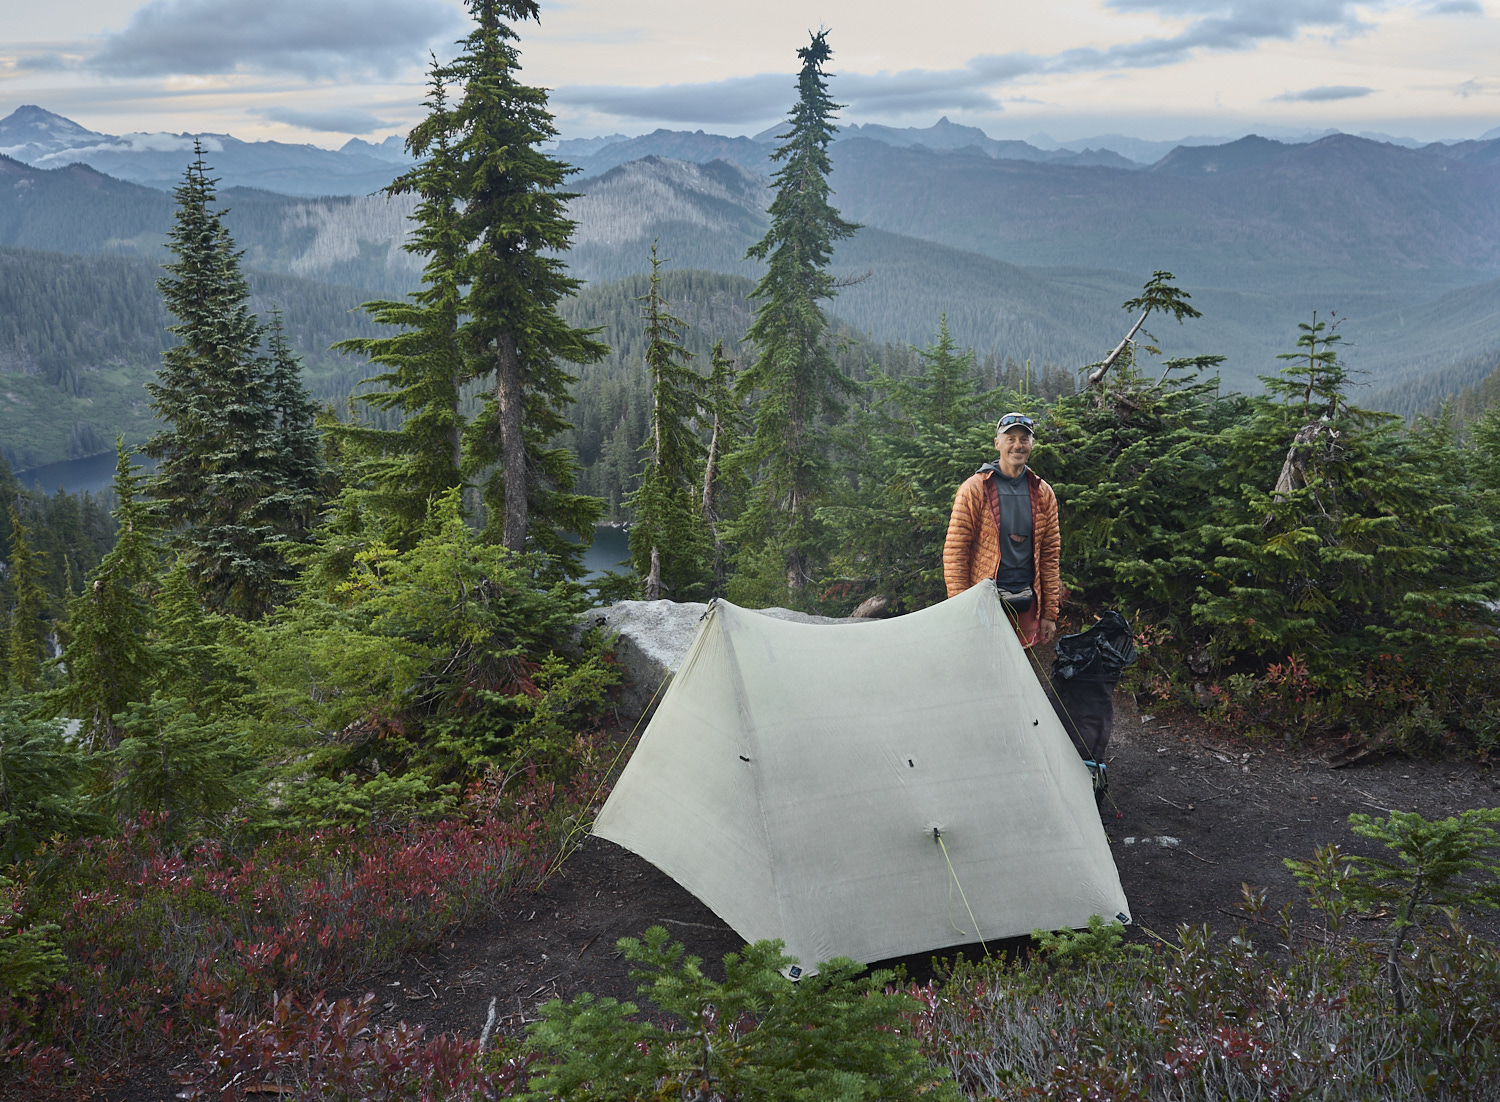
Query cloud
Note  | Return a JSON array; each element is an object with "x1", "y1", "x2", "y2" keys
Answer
[
  {"x1": 552, "y1": 73, "x2": 791, "y2": 125},
  {"x1": 1427, "y1": 0, "x2": 1482, "y2": 12},
  {"x1": 1453, "y1": 77, "x2": 1500, "y2": 97},
  {"x1": 259, "y1": 106, "x2": 393, "y2": 133},
  {"x1": 92, "y1": 0, "x2": 465, "y2": 80},
  {"x1": 1272, "y1": 85, "x2": 1376, "y2": 102},
  {"x1": 555, "y1": 2, "x2": 1474, "y2": 127},
  {"x1": 11, "y1": 52, "x2": 82, "y2": 72},
  {"x1": 554, "y1": 3, "x2": 1412, "y2": 125}
]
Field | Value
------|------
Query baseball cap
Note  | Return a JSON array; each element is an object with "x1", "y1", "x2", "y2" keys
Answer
[{"x1": 997, "y1": 412, "x2": 1035, "y2": 436}]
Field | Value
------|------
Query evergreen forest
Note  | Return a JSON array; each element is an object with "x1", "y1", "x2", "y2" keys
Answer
[{"x1": 3, "y1": 3, "x2": 1500, "y2": 1097}]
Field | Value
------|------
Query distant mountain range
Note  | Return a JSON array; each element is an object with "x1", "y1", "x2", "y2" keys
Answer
[
  {"x1": 4, "y1": 102, "x2": 1500, "y2": 454},
  {"x1": 0, "y1": 105, "x2": 412, "y2": 196},
  {"x1": 553, "y1": 117, "x2": 1139, "y2": 178}
]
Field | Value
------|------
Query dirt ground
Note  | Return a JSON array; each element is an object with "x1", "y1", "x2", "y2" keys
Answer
[{"x1": 60, "y1": 683, "x2": 1500, "y2": 1100}]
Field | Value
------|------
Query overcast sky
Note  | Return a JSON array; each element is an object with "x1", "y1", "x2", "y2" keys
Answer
[{"x1": 4, "y1": 0, "x2": 1499, "y2": 147}]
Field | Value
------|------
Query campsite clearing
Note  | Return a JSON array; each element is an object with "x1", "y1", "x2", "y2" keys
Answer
[
  {"x1": 290, "y1": 687, "x2": 1500, "y2": 1042},
  {"x1": 75, "y1": 685, "x2": 1500, "y2": 1102}
]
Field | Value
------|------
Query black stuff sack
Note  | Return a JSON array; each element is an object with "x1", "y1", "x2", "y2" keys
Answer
[{"x1": 1050, "y1": 611, "x2": 1136, "y2": 766}]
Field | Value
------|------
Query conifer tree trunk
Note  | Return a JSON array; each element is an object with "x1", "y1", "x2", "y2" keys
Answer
[
  {"x1": 644, "y1": 546, "x2": 662, "y2": 600},
  {"x1": 496, "y1": 331, "x2": 528, "y2": 553}
]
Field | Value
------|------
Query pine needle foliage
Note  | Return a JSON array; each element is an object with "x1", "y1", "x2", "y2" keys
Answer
[
  {"x1": 521, "y1": 926, "x2": 957, "y2": 1101},
  {"x1": 335, "y1": 69, "x2": 470, "y2": 550},
  {"x1": 414, "y1": 0, "x2": 607, "y2": 566},
  {"x1": 625, "y1": 246, "x2": 711, "y2": 600},
  {"x1": 6, "y1": 504, "x2": 48, "y2": 693},
  {"x1": 1193, "y1": 320, "x2": 1500, "y2": 734},
  {"x1": 823, "y1": 317, "x2": 1002, "y2": 613},
  {"x1": 104, "y1": 696, "x2": 258, "y2": 831},
  {"x1": 145, "y1": 146, "x2": 323, "y2": 619},
  {"x1": 245, "y1": 490, "x2": 609, "y2": 785},
  {"x1": 1287, "y1": 809, "x2": 1500, "y2": 1013},
  {"x1": 735, "y1": 30, "x2": 860, "y2": 599},
  {"x1": 49, "y1": 441, "x2": 158, "y2": 748},
  {"x1": 0, "y1": 701, "x2": 96, "y2": 864}
]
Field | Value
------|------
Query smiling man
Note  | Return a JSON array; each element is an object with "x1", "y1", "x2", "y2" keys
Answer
[{"x1": 942, "y1": 411, "x2": 1061, "y2": 647}]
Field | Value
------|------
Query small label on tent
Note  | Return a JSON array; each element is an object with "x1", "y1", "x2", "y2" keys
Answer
[{"x1": 787, "y1": 965, "x2": 802, "y2": 979}]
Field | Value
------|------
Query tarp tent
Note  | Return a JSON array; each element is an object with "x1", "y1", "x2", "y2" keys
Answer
[{"x1": 593, "y1": 579, "x2": 1130, "y2": 969}]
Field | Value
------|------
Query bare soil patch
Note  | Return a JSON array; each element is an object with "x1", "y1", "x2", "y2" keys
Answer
[{"x1": 58, "y1": 685, "x2": 1500, "y2": 1100}]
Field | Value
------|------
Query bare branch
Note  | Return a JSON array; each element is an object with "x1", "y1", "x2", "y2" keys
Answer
[
  {"x1": 1085, "y1": 308, "x2": 1150, "y2": 390},
  {"x1": 831, "y1": 269, "x2": 873, "y2": 289}
]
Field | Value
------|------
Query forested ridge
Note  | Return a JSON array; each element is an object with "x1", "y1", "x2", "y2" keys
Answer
[
  {"x1": 0, "y1": 245, "x2": 384, "y2": 468},
  {"x1": 3, "y1": 6, "x2": 1500, "y2": 1098}
]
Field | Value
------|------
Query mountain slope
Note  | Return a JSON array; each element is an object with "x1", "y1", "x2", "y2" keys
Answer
[
  {"x1": 0, "y1": 105, "x2": 408, "y2": 196},
  {"x1": 827, "y1": 134, "x2": 1500, "y2": 296},
  {"x1": 0, "y1": 155, "x2": 421, "y2": 294},
  {"x1": 0, "y1": 246, "x2": 385, "y2": 468}
]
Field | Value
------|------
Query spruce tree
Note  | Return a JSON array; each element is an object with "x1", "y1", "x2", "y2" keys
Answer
[
  {"x1": 736, "y1": 30, "x2": 859, "y2": 596},
  {"x1": 51, "y1": 442, "x2": 157, "y2": 748},
  {"x1": 1191, "y1": 317, "x2": 1500, "y2": 741},
  {"x1": 626, "y1": 247, "x2": 710, "y2": 599},
  {"x1": 420, "y1": 0, "x2": 608, "y2": 563},
  {"x1": 334, "y1": 70, "x2": 469, "y2": 548},
  {"x1": 823, "y1": 318, "x2": 994, "y2": 613},
  {"x1": 145, "y1": 146, "x2": 320, "y2": 619},
  {"x1": 6, "y1": 505, "x2": 47, "y2": 693}
]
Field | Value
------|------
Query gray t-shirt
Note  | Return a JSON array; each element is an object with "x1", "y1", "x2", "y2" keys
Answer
[{"x1": 993, "y1": 469, "x2": 1033, "y2": 592}]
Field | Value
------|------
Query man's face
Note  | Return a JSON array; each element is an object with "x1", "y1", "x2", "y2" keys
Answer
[{"x1": 995, "y1": 428, "x2": 1034, "y2": 471}]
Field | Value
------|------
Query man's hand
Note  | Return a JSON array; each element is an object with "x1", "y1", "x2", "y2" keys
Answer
[{"x1": 1038, "y1": 619, "x2": 1057, "y2": 646}]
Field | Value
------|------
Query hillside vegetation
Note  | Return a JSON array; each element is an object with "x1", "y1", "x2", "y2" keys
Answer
[
  {"x1": 9, "y1": 125, "x2": 1500, "y2": 408},
  {"x1": 0, "y1": 246, "x2": 384, "y2": 468},
  {"x1": 3, "y1": 16, "x2": 1500, "y2": 1097}
]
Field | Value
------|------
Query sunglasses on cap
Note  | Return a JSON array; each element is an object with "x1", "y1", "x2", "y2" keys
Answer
[{"x1": 996, "y1": 413, "x2": 1035, "y2": 434}]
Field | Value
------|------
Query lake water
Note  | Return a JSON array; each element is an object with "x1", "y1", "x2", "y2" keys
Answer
[
  {"x1": 14, "y1": 450, "x2": 138, "y2": 496},
  {"x1": 14, "y1": 450, "x2": 635, "y2": 580},
  {"x1": 582, "y1": 525, "x2": 631, "y2": 579}
]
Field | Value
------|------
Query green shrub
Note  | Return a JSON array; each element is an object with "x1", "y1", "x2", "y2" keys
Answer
[{"x1": 521, "y1": 926, "x2": 957, "y2": 1101}]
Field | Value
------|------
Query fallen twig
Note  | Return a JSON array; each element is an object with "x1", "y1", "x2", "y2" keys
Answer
[
  {"x1": 478, "y1": 996, "x2": 498, "y2": 1053},
  {"x1": 653, "y1": 917, "x2": 733, "y2": 932}
]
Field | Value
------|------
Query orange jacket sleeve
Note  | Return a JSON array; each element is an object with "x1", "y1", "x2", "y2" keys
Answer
[
  {"x1": 1031, "y1": 476, "x2": 1062, "y2": 622},
  {"x1": 943, "y1": 474, "x2": 986, "y2": 598}
]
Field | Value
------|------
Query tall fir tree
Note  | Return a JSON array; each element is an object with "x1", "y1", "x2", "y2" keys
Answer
[
  {"x1": 626, "y1": 246, "x2": 710, "y2": 599},
  {"x1": 334, "y1": 70, "x2": 470, "y2": 548},
  {"x1": 145, "y1": 146, "x2": 321, "y2": 619},
  {"x1": 6, "y1": 504, "x2": 47, "y2": 693},
  {"x1": 50, "y1": 442, "x2": 158, "y2": 748},
  {"x1": 418, "y1": 0, "x2": 607, "y2": 566},
  {"x1": 736, "y1": 30, "x2": 859, "y2": 597}
]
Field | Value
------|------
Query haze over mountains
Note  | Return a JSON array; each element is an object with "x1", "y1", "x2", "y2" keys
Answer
[{"x1": 3, "y1": 102, "x2": 1500, "y2": 467}]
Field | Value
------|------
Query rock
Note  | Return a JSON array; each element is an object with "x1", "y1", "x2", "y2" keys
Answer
[
  {"x1": 851, "y1": 594, "x2": 892, "y2": 618},
  {"x1": 584, "y1": 599, "x2": 869, "y2": 720}
]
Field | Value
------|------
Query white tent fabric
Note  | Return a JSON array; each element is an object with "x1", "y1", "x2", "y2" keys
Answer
[{"x1": 593, "y1": 580, "x2": 1130, "y2": 969}]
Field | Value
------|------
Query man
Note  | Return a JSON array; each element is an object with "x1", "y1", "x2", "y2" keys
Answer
[{"x1": 942, "y1": 412, "x2": 1061, "y2": 646}]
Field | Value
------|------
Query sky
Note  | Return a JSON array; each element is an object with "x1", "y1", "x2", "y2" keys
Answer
[{"x1": 3, "y1": 0, "x2": 1500, "y2": 148}]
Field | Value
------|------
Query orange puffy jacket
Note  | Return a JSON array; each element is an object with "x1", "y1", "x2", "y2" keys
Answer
[{"x1": 942, "y1": 466, "x2": 1061, "y2": 622}]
